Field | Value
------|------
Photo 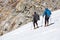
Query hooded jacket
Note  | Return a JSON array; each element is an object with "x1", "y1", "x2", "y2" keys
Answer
[{"x1": 43, "y1": 8, "x2": 51, "y2": 17}]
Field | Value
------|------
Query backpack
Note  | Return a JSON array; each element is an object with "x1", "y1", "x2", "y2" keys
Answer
[{"x1": 37, "y1": 14, "x2": 40, "y2": 20}]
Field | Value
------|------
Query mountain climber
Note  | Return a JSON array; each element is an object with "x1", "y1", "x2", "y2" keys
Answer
[
  {"x1": 43, "y1": 8, "x2": 51, "y2": 27},
  {"x1": 33, "y1": 12, "x2": 40, "y2": 29}
]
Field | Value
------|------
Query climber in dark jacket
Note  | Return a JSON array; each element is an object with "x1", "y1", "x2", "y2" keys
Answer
[
  {"x1": 43, "y1": 8, "x2": 51, "y2": 27},
  {"x1": 33, "y1": 12, "x2": 40, "y2": 29}
]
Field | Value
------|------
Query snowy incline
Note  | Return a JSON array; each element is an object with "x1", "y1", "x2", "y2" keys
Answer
[{"x1": 0, "y1": 10, "x2": 60, "y2": 40}]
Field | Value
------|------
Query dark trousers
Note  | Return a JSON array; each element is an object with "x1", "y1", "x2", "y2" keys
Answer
[
  {"x1": 45, "y1": 16, "x2": 49, "y2": 25},
  {"x1": 33, "y1": 20, "x2": 38, "y2": 28}
]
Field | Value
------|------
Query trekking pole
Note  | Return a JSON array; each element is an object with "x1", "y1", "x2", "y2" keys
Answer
[
  {"x1": 42, "y1": 16, "x2": 44, "y2": 26},
  {"x1": 49, "y1": 17, "x2": 51, "y2": 24}
]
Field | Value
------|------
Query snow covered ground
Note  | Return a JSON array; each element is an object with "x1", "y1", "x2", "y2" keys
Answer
[{"x1": 0, "y1": 10, "x2": 60, "y2": 40}]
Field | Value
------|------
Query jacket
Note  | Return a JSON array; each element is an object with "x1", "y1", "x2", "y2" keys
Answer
[
  {"x1": 33, "y1": 13, "x2": 40, "y2": 21},
  {"x1": 43, "y1": 8, "x2": 51, "y2": 17}
]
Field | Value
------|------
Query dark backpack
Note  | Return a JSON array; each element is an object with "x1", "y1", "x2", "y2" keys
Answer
[{"x1": 37, "y1": 14, "x2": 40, "y2": 20}]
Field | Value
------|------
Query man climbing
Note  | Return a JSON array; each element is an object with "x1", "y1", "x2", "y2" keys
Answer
[
  {"x1": 33, "y1": 12, "x2": 40, "y2": 29},
  {"x1": 43, "y1": 8, "x2": 51, "y2": 27}
]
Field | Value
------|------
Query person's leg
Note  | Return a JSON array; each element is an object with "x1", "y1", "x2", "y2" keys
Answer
[
  {"x1": 36, "y1": 21, "x2": 39, "y2": 28},
  {"x1": 33, "y1": 21, "x2": 37, "y2": 29},
  {"x1": 33, "y1": 22, "x2": 35, "y2": 28},
  {"x1": 47, "y1": 17, "x2": 49, "y2": 26},
  {"x1": 45, "y1": 16, "x2": 47, "y2": 26}
]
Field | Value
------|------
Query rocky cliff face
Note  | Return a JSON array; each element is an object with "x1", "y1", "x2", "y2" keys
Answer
[{"x1": 0, "y1": 0, "x2": 60, "y2": 36}]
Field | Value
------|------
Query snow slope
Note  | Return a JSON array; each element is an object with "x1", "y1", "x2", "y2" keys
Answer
[{"x1": 0, "y1": 10, "x2": 60, "y2": 40}]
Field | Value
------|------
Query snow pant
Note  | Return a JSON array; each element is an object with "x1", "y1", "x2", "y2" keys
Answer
[
  {"x1": 45, "y1": 16, "x2": 49, "y2": 25},
  {"x1": 33, "y1": 20, "x2": 38, "y2": 28}
]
